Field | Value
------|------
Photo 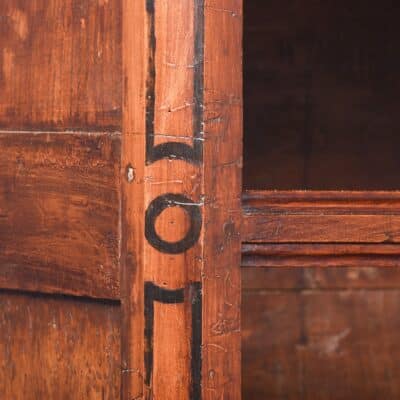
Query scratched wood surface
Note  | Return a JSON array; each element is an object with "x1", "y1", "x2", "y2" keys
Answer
[
  {"x1": 121, "y1": 0, "x2": 242, "y2": 399},
  {"x1": 242, "y1": 271, "x2": 400, "y2": 400},
  {"x1": 0, "y1": 0, "x2": 122, "y2": 130},
  {"x1": 243, "y1": 191, "x2": 400, "y2": 245},
  {"x1": 0, "y1": 132, "x2": 121, "y2": 299},
  {"x1": 0, "y1": 291, "x2": 121, "y2": 400},
  {"x1": 0, "y1": 0, "x2": 123, "y2": 398}
]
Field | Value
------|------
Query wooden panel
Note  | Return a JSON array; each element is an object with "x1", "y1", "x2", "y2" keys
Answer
[
  {"x1": 242, "y1": 244, "x2": 400, "y2": 268},
  {"x1": 0, "y1": 132, "x2": 120, "y2": 299},
  {"x1": 0, "y1": 0, "x2": 121, "y2": 130},
  {"x1": 243, "y1": 0, "x2": 400, "y2": 190},
  {"x1": 242, "y1": 267, "x2": 400, "y2": 291},
  {"x1": 243, "y1": 191, "x2": 400, "y2": 244},
  {"x1": 0, "y1": 291, "x2": 120, "y2": 400},
  {"x1": 242, "y1": 288, "x2": 400, "y2": 399},
  {"x1": 121, "y1": 0, "x2": 242, "y2": 399}
]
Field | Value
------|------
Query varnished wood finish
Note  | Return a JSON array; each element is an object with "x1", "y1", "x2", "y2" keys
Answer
[
  {"x1": 242, "y1": 277, "x2": 400, "y2": 399},
  {"x1": 0, "y1": 291, "x2": 121, "y2": 400},
  {"x1": 122, "y1": 0, "x2": 242, "y2": 398},
  {"x1": 0, "y1": 132, "x2": 120, "y2": 299},
  {"x1": 242, "y1": 189, "x2": 400, "y2": 398},
  {"x1": 242, "y1": 244, "x2": 400, "y2": 268},
  {"x1": 1, "y1": 1, "x2": 123, "y2": 397},
  {"x1": 243, "y1": 191, "x2": 400, "y2": 244},
  {"x1": 243, "y1": 267, "x2": 400, "y2": 291},
  {"x1": 0, "y1": 0, "x2": 121, "y2": 130}
]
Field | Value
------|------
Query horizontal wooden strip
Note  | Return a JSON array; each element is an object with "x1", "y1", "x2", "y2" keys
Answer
[
  {"x1": 243, "y1": 190, "x2": 400, "y2": 212},
  {"x1": 243, "y1": 214, "x2": 400, "y2": 243},
  {"x1": 242, "y1": 190, "x2": 400, "y2": 243},
  {"x1": 0, "y1": 132, "x2": 120, "y2": 299},
  {"x1": 242, "y1": 243, "x2": 400, "y2": 268},
  {"x1": 242, "y1": 265, "x2": 400, "y2": 291}
]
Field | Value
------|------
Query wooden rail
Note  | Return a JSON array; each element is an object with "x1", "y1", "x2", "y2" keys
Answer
[{"x1": 242, "y1": 190, "x2": 400, "y2": 268}]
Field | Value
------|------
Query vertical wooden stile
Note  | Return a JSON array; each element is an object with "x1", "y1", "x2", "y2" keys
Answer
[{"x1": 121, "y1": 0, "x2": 242, "y2": 398}]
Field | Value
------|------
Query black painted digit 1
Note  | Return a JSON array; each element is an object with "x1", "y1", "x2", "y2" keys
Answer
[{"x1": 145, "y1": 194, "x2": 202, "y2": 254}]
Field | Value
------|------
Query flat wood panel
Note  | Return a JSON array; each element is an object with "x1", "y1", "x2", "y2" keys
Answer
[
  {"x1": 0, "y1": 291, "x2": 120, "y2": 400},
  {"x1": 0, "y1": 0, "x2": 121, "y2": 130},
  {"x1": 242, "y1": 288, "x2": 400, "y2": 400},
  {"x1": 244, "y1": 0, "x2": 400, "y2": 190},
  {"x1": 0, "y1": 132, "x2": 120, "y2": 299}
]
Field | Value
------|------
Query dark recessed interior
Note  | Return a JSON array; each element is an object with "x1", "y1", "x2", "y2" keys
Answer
[{"x1": 243, "y1": 0, "x2": 400, "y2": 190}]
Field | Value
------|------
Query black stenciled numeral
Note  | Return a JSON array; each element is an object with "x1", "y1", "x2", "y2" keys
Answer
[
  {"x1": 144, "y1": 282, "x2": 202, "y2": 400},
  {"x1": 145, "y1": 0, "x2": 204, "y2": 165},
  {"x1": 145, "y1": 194, "x2": 202, "y2": 254}
]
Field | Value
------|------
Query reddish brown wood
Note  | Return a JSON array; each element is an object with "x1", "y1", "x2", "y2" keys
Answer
[
  {"x1": 0, "y1": 291, "x2": 121, "y2": 400},
  {"x1": 121, "y1": 0, "x2": 242, "y2": 399},
  {"x1": 242, "y1": 287, "x2": 400, "y2": 400},
  {"x1": 0, "y1": 0, "x2": 122, "y2": 130},
  {"x1": 243, "y1": 191, "x2": 400, "y2": 244},
  {"x1": 242, "y1": 266, "x2": 400, "y2": 291},
  {"x1": 0, "y1": 132, "x2": 120, "y2": 299},
  {"x1": 242, "y1": 244, "x2": 400, "y2": 268}
]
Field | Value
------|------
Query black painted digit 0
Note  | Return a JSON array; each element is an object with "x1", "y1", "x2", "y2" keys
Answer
[
  {"x1": 145, "y1": 0, "x2": 204, "y2": 165},
  {"x1": 144, "y1": 282, "x2": 202, "y2": 400},
  {"x1": 145, "y1": 194, "x2": 202, "y2": 254}
]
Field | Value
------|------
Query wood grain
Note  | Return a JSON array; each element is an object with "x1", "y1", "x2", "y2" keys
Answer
[
  {"x1": 202, "y1": 1, "x2": 242, "y2": 398},
  {"x1": 242, "y1": 267, "x2": 400, "y2": 291},
  {"x1": 242, "y1": 244, "x2": 400, "y2": 268},
  {"x1": 243, "y1": 191, "x2": 400, "y2": 244},
  {"x1": 121, "y1": 0, "x2": 242, "y2": 398},
  {"x1": 0, "y1": 0, "x2": 121, "y2": 130},
  {"x1": 0, "y1": 291, "x2": 121, "y2": 400},
  {"x1": 0, "y1": 132, "x2": 120, "y2": 299},
  {"x1": 242, "y1": 288, "x2": 400, "y2": 399}
]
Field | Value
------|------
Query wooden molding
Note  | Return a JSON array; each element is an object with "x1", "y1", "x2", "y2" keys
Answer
[
  {"x1": 243, "y1": 190, "x2": 400, "y2": 243},
  {"x1": 242, "y1": 243, "x2": 400, "y2": 268}
]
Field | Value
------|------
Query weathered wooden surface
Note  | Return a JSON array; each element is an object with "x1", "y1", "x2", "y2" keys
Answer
[
  {"x1": 243, "y1": 191, "x2": 400, "y2": 245},
  {"x1": 0, "y1": 0, "x2": 124, "y2": 398},
  {"x1": 242, "y1": 244, "x2": 400, "y2": 268},
  {"x1": 244, "y1": 0, "x2": 400, "y2": 190},
  {"x1": 0, "y1": 291, "x2": 121, "y2": 400},
  {"x1": 0, "y1": 0, "x2": 121, "y2": 130},
  {"x1": 121, "y1": 0, "x2": 242, "y2": 398},
  {"x1": 242, "y1": 274, "x2": 400, "y2": 399},
  {"x1": 0, "y1": 132, "x2": 121, "y2": 299}
]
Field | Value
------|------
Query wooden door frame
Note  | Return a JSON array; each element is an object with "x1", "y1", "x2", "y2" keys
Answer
[{"x1": 121, "y1": 1, "x2": 243, "y2": 399}]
